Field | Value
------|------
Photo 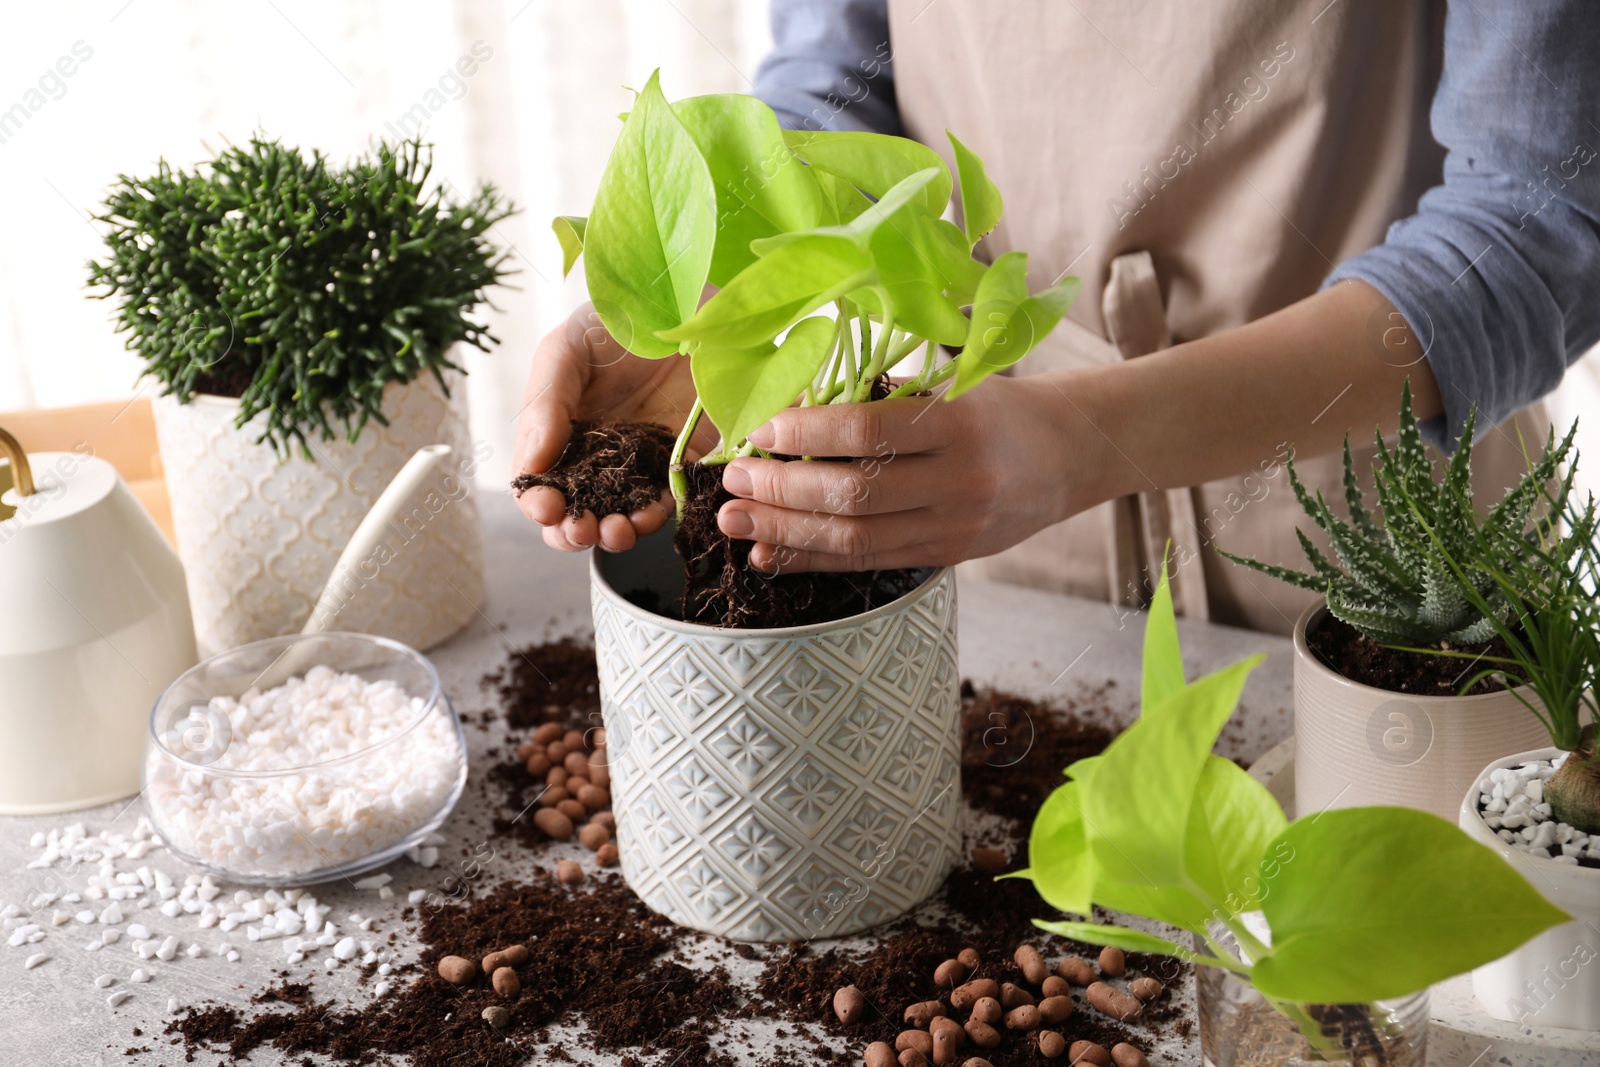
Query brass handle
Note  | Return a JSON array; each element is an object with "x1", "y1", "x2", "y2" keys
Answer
[{"x1": 0, "y1": 426, "x2": 35, "y2": 496}]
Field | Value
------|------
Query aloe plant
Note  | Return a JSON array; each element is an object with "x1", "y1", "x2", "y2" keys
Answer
[
  {"x1": 555, "y1": 71, "x2": 1079, "y2": 515},
  {"x1": 1220, "y1": 382, "x2": 1576, "y2": 647}
]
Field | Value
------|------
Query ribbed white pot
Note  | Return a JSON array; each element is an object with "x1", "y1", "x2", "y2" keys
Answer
[
  {"x1": 1459, "y1": 748, "x2": 1599, "y2": 1032},
  {"x1": 590, "y1": 531, "x2": 962, "y2": 941},
  {"x1": 151, "y1": 370, "x2": 483, "y2": 657},
  {"x1": 1294, "y1": 602, "x2": 1550, "y2": 822}
]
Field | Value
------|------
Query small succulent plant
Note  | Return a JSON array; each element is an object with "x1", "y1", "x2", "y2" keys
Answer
[{"x1": 1221, "y1": 382, "x2": 1576, "y2": 647}]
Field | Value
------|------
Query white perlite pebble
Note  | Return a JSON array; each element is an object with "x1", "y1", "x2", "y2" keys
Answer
[
  {"x1": 407, "y1": 890, "x2": 428, "y2": 905},
  {"x1": 131, "y1": 968, "x2": 151, "y2": 983},
  {"x1": 333, "y1": 936, "x2": 357, "y2": 960},
  {"x1": 143, "y1": 666, "x2": 463, "y2": 879},
  {"x1": 168, "y1": 997, "x2": 179, "y2": 1013},
  {"x1": 95, "y1": 974, "x2": 116, "y2": 988},
  {"x1": 107, "y1": 990, "x2": 132, "y2": 1008},
  {"x1": 1477, "y1": 759, "x2": 1597, "y2": 862},
  {"x1": 23, "y1": 953, "x2": 48, "y2": 969}
]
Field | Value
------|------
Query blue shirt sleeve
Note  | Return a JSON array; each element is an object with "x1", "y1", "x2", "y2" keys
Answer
[
  {"x1": 753, "y1": 0, "x2": 903, "y2": 135},
  {"x1": 1325, "y1": 0, "x2": 1600, "y2": 449}
]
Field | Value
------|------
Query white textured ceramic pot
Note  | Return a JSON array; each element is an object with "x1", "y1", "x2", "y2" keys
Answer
[
  {"x1": 151, "y1": 370, "x2": 484, "y2": 657},
  {"x1": 590, "y1": 528, "x2": 963, "y2": 941},
  {"x1": 1459, "y1": 748, "x2": 1599, "y2": 1032},
  {"x1": 1294, "y1": 602, "x2": 1550, "y2": 822}
]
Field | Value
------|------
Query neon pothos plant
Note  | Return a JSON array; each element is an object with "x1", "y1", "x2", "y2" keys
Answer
[
  {"x1": 1021, "y1": 563, "x2": 1567, "y2": 1054},
  {"x1": 554, "y1": 71, "x2": 1079, "y2": 514}
]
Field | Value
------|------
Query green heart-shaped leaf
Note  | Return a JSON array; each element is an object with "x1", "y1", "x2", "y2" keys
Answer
[
  {"x1": 585, "y1": 70, "x2": 715, "y2": 358},
  {"x1": 691, "y1": 315, "x2": 836, "y2": 447}
]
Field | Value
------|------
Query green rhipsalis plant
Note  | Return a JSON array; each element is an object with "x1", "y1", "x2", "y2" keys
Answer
[
  {"x1": 89, "y1": 134, "x2": 515, "y2": 456},
  {"x1": 1220, "y1": 382, "x2": 1576, "y2": 647},
  {"x1": 1021, "y1": 564, "x2": 1568, "y2": 1057},
  {"x1": 554, "y1": 71, "x2": 1079, "y2": 515},
  {"x1": 1392, "y1": 455, "x2": 1600, "y2": 835}
]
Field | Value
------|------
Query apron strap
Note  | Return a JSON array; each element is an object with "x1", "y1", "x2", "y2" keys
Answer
[{"x1": 1101, "y1": 251, "x2": 1212, "y2": 621}]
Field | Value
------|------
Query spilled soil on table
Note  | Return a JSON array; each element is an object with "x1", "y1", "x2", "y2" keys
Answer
[{"x1": 165, "y1": 642, "x2": 1192, "y2": 1067}]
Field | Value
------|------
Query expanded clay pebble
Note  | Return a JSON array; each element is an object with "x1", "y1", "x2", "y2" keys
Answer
[
  {"x1": 1128, "y1": 976, "x2": 1163, "y2": 1001},
  {"x1": 999, "y1": 983, "x2": 1033, "y2": 1010},
  {"x1": 491, "y1": 967, "x2": 521, "y2": 998},
  {"x1": 969, "y1": 997, "x2": 1002, "y2": 1026},
  {"x1": 1013, "y1": 944, "x2": 1047, "y2": 984},
  {"x1": 1086, "y1": 981, "x2": 1144, "y2": 1022},
  {"x1": 1097, "y1": 946, "x2": 1126, "y2": 977},
  {"x1": 835, "y1": 984, "x2": 866, "y2": 1023},
  {"x1": 437, "y1": 955, "x2": 476, "y2": 985},
  {"x1": 1056, "y1": 956, "x2": 1096, "y2": 986},
  {"x1": 1111, "y1": 1043, "x2": 1150, "y2": 1067},
  {"x1": 1039, "y1": 995, "x2": 1074, "y2": 1024},
  {"x1": 481, "y1": 1005, "x2": 510, "y2": 1030},
  {"x1": 951, "y1": 979, "x2": 999, "y2": 1010},
  {"x1": 934, "y1": 958, "x2": 967, "y2": 987},
  {"x1": 1070, "y1": 1040, "x2": 1112, "y2": 1066},
  {"x1": 957, "y1": 946, "x2": 980, "y2": 970},
  {"x1": 1003, "y1": 1005, "x2": 1040, "y2": 1030},
  {"x1": 595, "y1": 843, "x2": 620, "y2": 867},
  {"x1": 1038, "y1": 1030, "x2": 1067, "y2": 1059},
  {"x1": 533, "y1": 808, "x2": 574, "y2": 841},
  {"x1": 964, "y1": 1020, "x2": 1001, "y2": 1048},
  {"x1": 577, "y1": 822, "x2": 610, "y2": 851},
  {"x1": 481, "y1": 944, "x2": 529, "y2": 973},
  {"x1": 864, "y1": 1041, "x2": 896, "y2": 1067},
  {"x1": 556, "y1": 859, "x2": 585, "y2": 885},
  {"x1": 896, "y1": 1030, "x2": 933, "y2": 1056},
  {"x1": 904, "y1": 1000, "x2": 945, "y2": 1027}
]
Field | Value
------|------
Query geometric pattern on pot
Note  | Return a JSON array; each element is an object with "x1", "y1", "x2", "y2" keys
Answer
[
  {"x1": 151, "y1": 368, "x2": 484, "y2": 657},
  {"x1": 591, "y1": 565, "x2": 962, "y2": 941}
]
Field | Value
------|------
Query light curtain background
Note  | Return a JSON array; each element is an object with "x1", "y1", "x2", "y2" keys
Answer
[{"x1": 0, "y1": 0, "x2": 1594, "y2": 491}]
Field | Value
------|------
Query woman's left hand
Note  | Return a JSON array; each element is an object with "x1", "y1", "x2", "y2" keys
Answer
[{"x1": 716, "y1": 375, "x2": 1094, "y2": 573}]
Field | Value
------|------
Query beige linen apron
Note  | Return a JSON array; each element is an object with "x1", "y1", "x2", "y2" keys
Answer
[{"x1": 887, "y1": 0, "x2": 1545, "y2": 634}]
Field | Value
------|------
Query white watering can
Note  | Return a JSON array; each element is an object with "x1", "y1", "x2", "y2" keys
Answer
[{"x1": 0, "y1": 431, "x2": 457, "y2": 814}]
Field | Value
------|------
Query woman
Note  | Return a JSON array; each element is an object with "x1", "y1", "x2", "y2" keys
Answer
[{"x1": 514, "y1": 0, "x2": 1599, "y2": 634}]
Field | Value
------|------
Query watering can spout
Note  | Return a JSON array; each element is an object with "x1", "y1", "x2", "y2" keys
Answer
[{"x1": 302, "y1": 444, "x2": 454, "y2": 636}]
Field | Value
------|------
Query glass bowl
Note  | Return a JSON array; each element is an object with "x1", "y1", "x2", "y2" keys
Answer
[{"x1": 143, "y1": 632, "x2": 468, "y2": 886}]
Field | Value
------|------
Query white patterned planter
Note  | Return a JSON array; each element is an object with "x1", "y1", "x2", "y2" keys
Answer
[
  {"x1": 152, "y1": 370, "x2": 484, "y2": 657},
  {"x1": 591, "y1": 531, "x2": 962, "y2": 941}
]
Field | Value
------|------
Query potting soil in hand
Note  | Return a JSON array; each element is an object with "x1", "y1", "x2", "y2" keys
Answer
[{"x1": 165, "y1": 640, "x2": 1193, "y2": 1066}]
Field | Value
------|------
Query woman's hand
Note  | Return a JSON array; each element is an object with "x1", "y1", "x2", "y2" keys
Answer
[
  {"x1": 717, "y1": 375, "x2": 1092, "y2": 573},
  {"x1": 513, "y1": 302, "x2": 710, "y2": 552}
]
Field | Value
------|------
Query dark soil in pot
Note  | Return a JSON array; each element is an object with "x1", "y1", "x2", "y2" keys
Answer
[
  {"x1": 1307, "y1": 613, "x2": 1512, "y2": 697},
  {"x1": 673, "y1": 460, "x2": 924, "y2": 629},
  {"x1": 515, "y1": 419, "x2": 924, "y2": 630}
]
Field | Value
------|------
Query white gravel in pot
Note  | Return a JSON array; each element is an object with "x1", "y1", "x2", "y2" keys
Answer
[{"x1": 1475, "y1": 754, "x2": 1599, "y2": 865}]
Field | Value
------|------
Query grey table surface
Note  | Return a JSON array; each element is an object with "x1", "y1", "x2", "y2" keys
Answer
[{"x1": 0, "y1": 492, "x2": 1296, "y2": 1066}]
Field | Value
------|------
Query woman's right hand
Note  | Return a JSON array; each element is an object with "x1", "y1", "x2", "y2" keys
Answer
[{"x1": 513, "y1": 302, "x2": 704, "y2": 552}]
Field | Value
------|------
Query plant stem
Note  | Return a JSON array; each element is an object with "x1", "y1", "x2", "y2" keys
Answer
[
  {"x1": 668, "y1": 398, "x2": 703, "y2": 520},
  {"x1": 852, "y1": 288, "x2": 896, "y2": 402},
  {"x1": 885, "y1": 354, "x2": 957, "y2": 398}
]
